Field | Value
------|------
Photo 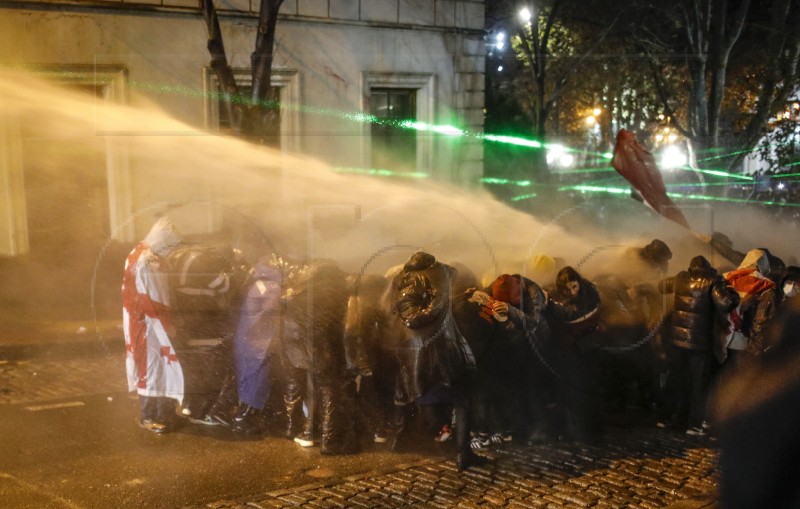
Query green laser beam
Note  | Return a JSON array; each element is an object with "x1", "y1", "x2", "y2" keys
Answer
[
  {"x1": 481, "y1": 133, "x2": 542, "y2": 148},
  {"x1": 664, "y1": 165, "x2": 753, "y2": 180},
  {"x1": 332, "y1": 167, "x2": 428, "y2": 179},
  {"x1": 510, "y1": 193, "x2": 539, "y2": 201},
  {"x1": 562, "y1": 184, "x2": 800, "y2": 207},
  {"x1": 481, "y1": 178, "x2": 533, "y2": 186},
  {"x1": 552, "y1": 166, "x2": 616, "y2": 174},
  {"x1": 27, "y1": 68, "x2": 792, "y2": 182}
]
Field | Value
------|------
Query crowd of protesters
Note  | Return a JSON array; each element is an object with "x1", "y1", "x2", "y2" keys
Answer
[{"x1": 121, "y1": 217, "x2": 800, "y2": 472}]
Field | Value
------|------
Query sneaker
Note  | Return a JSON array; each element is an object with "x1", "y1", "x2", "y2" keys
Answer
[
  {"x1": 188, "y1": 414, "x2": 221, "y2": 426},
  {"x1": 294, "y1": 431, "x2": 315, "y2": 447},
  {"x1": 470, "y1": 434, "x2": 492, "y2": 450},
  {"x1": 138, "y1": 418, "x2": 168, "y2": 434},
  {"x1": 373, "y1": 432, "x2": 388, "y2": 444},
  {"x1": 686, "y1": 426, "x2": 707, "y2": 437},
  {"x1": 434, "y1": 424, "x2": 453, "y2": 443},
  {"x1": 656, "y1": 421, "x2": 668, "y2": 429},
  {"x1": 489, "y1": 433, "x2": 512, "y2": 445}
]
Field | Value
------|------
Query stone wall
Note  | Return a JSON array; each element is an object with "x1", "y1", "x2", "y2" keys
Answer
[{"x1": 5, "y1": 0, "x2": 484, "y2": 30}]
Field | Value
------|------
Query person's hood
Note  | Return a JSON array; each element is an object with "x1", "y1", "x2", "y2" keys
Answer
[
  {"x1": 738, "y1": 249, "x2": 770, "y2": 276},
  {"x1": 144, "y1": 217, "x2": 182, "y2": 257},
  {"x1": 688, "y1": 255, "x2": 714, "y2": 277},
  {"x1": 689, "y1": 255, "x2": 711, "y2": 270}
]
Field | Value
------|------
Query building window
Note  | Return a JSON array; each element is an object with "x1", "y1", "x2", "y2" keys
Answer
[
  {"x1": 203, "y1": 68, "x2": 300, "y2": 153},
  {"x1": 0, "y1": 65, "x2": 132, "y2": 255},
  {"x1": 370, "y1": 89, "x2": 417, "y2": 174},
  {"x1": 361, "y1": 73, "x2": 435, "y2": 177}
]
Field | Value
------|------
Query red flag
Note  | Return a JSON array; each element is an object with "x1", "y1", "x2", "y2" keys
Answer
[{"x1": 611, "y1": 129, "x2": 691, "y2": 230}]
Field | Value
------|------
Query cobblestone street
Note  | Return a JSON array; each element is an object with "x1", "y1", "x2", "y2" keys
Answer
[
  {"x1": 0, "y1": 344, "x2": 720, "y2": 509},
  {"x1": 0, "y1": 356, "x2": 124, "y2": 404},
  {"x1": 192, "y1": 425, "x2": 718, "y2": 509}
]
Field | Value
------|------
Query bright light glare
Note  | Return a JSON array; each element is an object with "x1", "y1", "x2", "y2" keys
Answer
[
  {"x1": 585, "y1": 116, "x2": 596, "y2": 126},
  {"x1": 546, "y1": 144, "x2": 566, "y2": 165},
  {"x1": 546, "y1": 144, "x2": 574, "y2": 167},
  {"x1": 661, "y1": 145, "x2": 687, "y2": 169},
  {"x1": 496, "y1": 32, "x2": 506, "y2": 50},
  {"x1": 519, "y1": 7, "x2": 532, "y2": 23},
  {"x1": 498, "y1": 66, "x2": 504, "y2": 72}
]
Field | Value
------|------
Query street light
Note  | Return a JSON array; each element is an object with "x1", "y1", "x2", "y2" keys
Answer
[
  {"x1": 519, "y1": 7, "x2": 532, "y2": 24},
  {"x1": 547, "y1": 144, "x2": 575, "y2": 168},
  {"x1": 660, "y1": 145, "x2": 687, "y2": 170},
  {"x1": 495, "y1": 32, "x2": 506, "y2": 50}
]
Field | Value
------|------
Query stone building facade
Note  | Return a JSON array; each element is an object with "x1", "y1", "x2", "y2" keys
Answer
[
  {"x1": 0, "y1": 0, "x2": 485, "y2": 323},
  {"x1": 0, "y1": 0, "x2": 485, "y2": 252}
]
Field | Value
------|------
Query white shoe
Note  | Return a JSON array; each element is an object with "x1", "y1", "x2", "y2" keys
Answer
[
  {"x1": 294, "y1": 433, "x2": 315, "y2": 447},
  {"x1": 470, "y1": 435, "x2": 492, "y2": 450},
  {"x1": 686, "y1": 427, "x2": 707, "y2": 437}
]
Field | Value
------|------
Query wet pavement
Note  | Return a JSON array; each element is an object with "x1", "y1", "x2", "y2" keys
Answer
[
  {"x1": 0, "y1": 332, "x2": 720, "y2": 509},
  {"x1": 192, "y1": 427, "x2": 718, "y2": 509}
]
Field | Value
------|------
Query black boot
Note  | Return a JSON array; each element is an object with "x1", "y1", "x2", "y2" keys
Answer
[
  {"x1": 231, "y1": 404, "x2": 264, "y2": 434},
  {"x1": 319, "y1": 383, "x2": 357, "y2": 455},
  {"x1": 339, "y1": 378, "x2": 358, "y2": 454},
  {"x1": 454, "y1": 402, "x2": 487, "y2": 471},
  {"x1": 284, "y1": 379, "x2": 302, "y2": 440},
  {"x1": 207, "y1": 374, "x2": 238, "y2": 427},
  {"x1": 388, "y1": 403, "x2": 408, "y2": 452},
  {"x1": 319, "y1": 386, "x2": 338, "y2": 455}
]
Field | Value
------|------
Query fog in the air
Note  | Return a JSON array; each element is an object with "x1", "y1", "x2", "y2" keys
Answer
[{"x1": 0, "y1": 69, "x2": 796, "y2": 323}]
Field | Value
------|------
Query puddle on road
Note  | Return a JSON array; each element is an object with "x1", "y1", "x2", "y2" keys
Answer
[{"x1": 305, "y1": 468, "x2": 335, "y2": 478}]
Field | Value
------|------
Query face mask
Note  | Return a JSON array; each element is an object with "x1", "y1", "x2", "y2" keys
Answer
[{"x1": 784, "y1": 281, "x2": 798, "y2": 298}]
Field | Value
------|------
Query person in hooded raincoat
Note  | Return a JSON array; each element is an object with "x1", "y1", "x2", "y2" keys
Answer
[
  {"x1": 121, "y1": 217, "x2": 184, "y2": 434},
  {"x1": 228, "y1": 260, "x2": 282, "y2": 433},
  {"x1": 382, "y1": 252, "x2": 485, "y2": 470},
  {"x1": 720, "y1": 249, "x2": 777, "y2": 370}
]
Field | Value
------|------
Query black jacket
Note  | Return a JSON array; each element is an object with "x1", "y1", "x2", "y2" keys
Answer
[{"x1": 660, "y1": 265, "x2": 738, "y2": 351}]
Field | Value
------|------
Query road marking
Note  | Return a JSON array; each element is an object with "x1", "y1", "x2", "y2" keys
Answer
[
  {"x1": 0, "y1": 472, "x2": 86, "y2": 508},
  {"x1": 24, "y1": 401, "x2": 85, "y2": 411}
]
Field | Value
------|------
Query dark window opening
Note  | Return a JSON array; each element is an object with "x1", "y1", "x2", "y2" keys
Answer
[
  {"x1": 215, "y1": 82, "x2": 280, "y2": 134},
  {"x1": 370, "y1": 88, "x2": 417, "y2": 174}
]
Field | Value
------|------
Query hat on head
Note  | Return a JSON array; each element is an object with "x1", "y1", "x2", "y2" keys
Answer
[{"x1": 490, "y1": 274, "x2": 522, "y2": 306}]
